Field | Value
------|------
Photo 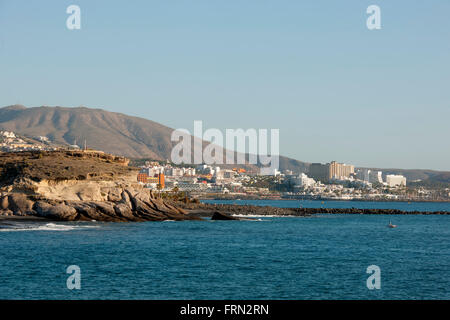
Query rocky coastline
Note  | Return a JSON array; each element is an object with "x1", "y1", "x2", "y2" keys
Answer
[
  {"x1": 0, "y1": 151, "x2": 448, "y2": 222},
  {"x1": 0, "y1": 151, "x2": 200, "y2": 222}
]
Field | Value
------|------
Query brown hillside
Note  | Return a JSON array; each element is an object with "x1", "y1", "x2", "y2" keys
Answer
[
  {"x1": 0, "y1": 105, "x2": 174, "y2": 159},
  {"x1": 0, "y1": 150, "x2": 136, "y2": 187}
]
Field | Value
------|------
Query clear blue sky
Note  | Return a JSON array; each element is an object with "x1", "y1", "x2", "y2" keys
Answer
[{"x1": 1, "y1": 1, "x2": 449, "y2": 170}]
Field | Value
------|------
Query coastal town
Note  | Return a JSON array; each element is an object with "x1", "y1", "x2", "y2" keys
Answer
[
  {"x1": 135, "y1": 160, "x2": 450, "y2": 202},
  {"x1": 0, "y1": 130, "x2": 59, "y2": 152},
  {"x1": 1, "y1": 130, "x2": 449, "y2": 202}
]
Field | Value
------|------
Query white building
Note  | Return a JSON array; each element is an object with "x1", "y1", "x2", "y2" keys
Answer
[
  {"x1": 37, "y1": 136, "x2": 49, "y2": 143},
  {"x1": 260, "y1": 168, "x2": 280, "y2": 176},
  {"x1": 0, "y1": 131, "x2": 16, "y2": 138},
  {"x1": 366, "y1": 170, "x2": 383, "y2": 184},
  {"x1": 386, "y1": 174, "x2": 406, "y2": 187},
  {"x1": 141, "y1": 166, "x2": 164, "y2": 177},
  {"x1": 292, "y1": 173, "x2": 316, "y2": 188},
  {"x1": 166, "y1": 167, "x2": 184, "y2": 177},
  {"x1": 356, "y1": 169, "x2": 371, "y2": 182},
  {"x1": 184, "y1": 168, "x2": 196, "y2": 176}
]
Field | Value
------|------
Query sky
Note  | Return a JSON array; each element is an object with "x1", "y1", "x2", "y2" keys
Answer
[{"x1": 0, "y1": 0, "x2": 449, "y2": 171}]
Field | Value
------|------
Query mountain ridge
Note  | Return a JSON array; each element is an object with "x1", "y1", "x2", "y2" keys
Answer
[
  {"x1": 0, "y1": 105, "x2": 448, "y2": 185},
  {"x1": 0, "y1": 105, "x2": 174, "y2": 159}
]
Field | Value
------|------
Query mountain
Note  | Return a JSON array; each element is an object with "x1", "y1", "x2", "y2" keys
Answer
[
  {"x1": 0, "y1": 105, "x2": 308, "y2": 172},
  {"x1": 0, "y1": 105, "x2": 175, "y2": 159},
  {"x1": 1, "y1": 105, "x2": 448, "y2": 185}
]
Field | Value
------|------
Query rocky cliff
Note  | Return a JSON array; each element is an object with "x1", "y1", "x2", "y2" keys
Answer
[{"x1": 0, "y1": 151, "x2": 199, "y2": 221}]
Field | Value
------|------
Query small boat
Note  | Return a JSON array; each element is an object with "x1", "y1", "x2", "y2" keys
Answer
[{"x1": 388, "y1": 220, "x2": 397, "y2": 228}]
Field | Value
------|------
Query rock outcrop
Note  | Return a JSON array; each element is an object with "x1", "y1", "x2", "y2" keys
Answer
[
  {"x1": 211, "y1": 211, "x2": 241, "y2": 220},
  {"x1": 0, "y1": 151, "x2": 200, "y2": 222},
  {"x1": 1, "y1": 187, "x2": 201, "y2": 222}
]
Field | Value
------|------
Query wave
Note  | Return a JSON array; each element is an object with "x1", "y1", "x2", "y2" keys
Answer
[
  {"x1": 231, "y1": 214, "x2": 297, "y2": 218},
  {"x1": 0, "y1": 222, "x2": 99, "y2": 232}
]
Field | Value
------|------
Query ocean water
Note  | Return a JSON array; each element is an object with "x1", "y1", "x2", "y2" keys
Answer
[
  {"x1": 0, "y1": 200, "x2": 449, "y2": 300},
  {"x1": 203, "y1": 199, "x2": 450, "y2": 212}
]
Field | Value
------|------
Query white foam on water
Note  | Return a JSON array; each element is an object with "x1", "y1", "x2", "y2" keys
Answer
[
  {"x1": 0, "y1": 222, "x2": 99, "y2": 232},
  {"x1": 231, "y1": 214, "x2": 296, "y2": 218}
]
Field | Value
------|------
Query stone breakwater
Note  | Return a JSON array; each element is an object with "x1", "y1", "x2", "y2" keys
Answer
[
  {"x1": 175, "y1": 202, "x2": 309, "y2": 217},
  {"x1": 176, "y1": 203, "x2": 450, "y2": 216}
]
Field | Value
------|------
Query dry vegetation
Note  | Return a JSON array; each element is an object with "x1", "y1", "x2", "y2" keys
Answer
[{"x1": 0, "y1": 150, "x2": 136, "y2": 186}]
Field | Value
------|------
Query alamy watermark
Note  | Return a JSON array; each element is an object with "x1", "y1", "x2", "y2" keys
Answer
[
  {"x1": 367, "y1": 5, "x2": 381, "y2": 30},
  {"x1": 64, "y1": 5, "x2": 382, "y2": 32},
  {"x1": 171, "y1": 121, "x2": 280, "y2": 175},
  {"x1": 66, "y1": 265, "x2": 81, "y2": 290},
  {"x1": 366, "y1": 265, "x2": 381, "y2": 290},
  {"x1": 66, "y1": 5, "x2": 81, "y2": 30}
]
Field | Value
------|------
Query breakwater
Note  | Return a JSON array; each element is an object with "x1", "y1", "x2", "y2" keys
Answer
[{"x1": 181, "y1": 202, "x2": 450, "y2": 217}]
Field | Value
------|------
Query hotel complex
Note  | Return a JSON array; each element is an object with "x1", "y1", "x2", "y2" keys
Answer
[{"x1": 308, "y1": 161, "x2": 355, "y2": 182}]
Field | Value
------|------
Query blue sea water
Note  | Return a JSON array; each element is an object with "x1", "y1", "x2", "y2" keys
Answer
[
  {"x1": 0, "y1": 200, "x2": 449, "y2": 300},
  {"x1": 203, "y1": 199, "x2": 450, "y2": 212}
]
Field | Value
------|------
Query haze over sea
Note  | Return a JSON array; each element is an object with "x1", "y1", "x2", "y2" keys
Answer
[{"x1": 1, "y1": 200, "x2": 449, "y2": 300}]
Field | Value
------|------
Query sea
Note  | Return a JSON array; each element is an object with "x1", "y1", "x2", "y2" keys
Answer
[{"x1": 0, "y1": 200, "x2": 449, "y2": 300}]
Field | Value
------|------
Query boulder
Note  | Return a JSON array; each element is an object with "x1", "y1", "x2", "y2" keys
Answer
[
  {"x1": 120, "y1": 190, "x2": 134, "y2": 209},
  {"x1": 70, "y1": 202, "x2": 117, "y2": 221},
  {"x1": 131, "y1": 197, "x2": 166, "y2": 220},
  {"x1": 8, "y1": 193, "x2": 35, "y2": 215},
  {"x1": 164, "y1": 202, "x2": 188, "y2": 215},
  {"x1": 113, "y1": 203, "x2": 137, "y2": 220},
  {"x1": 134, "y1": 189, "x2": 151, "y2": 203},
  {"x1": 92, "y1": 202, "x2": 118, "y2": 218},
  {"x1": 34, "y1": 201, "x2": 78, "y2": 220},
  {"x1": 0, "y1": 209, "x2": 13, "y2": 216},
  {"x1": 211, "y1": 211, "x2": 241, "y2": 220},
  {"x1": 1, "y1": 195, "x2": 9, "y2": 210},
  {"x1": 106, "y1": 188, "x2": 123, "y2": 202},
  {"x1": 150, "y1": 198, "x2": 179, "y2": 215}
]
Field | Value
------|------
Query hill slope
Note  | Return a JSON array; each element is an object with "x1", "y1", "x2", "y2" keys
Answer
[
  {"x1": 0, "y1": 105, "x2": 174, "y2": 159},
  {"x1": 1, "y1": 105, "x2": 448, "y2": 184},
  {"x1": 0, "y1": 105, "x2": 310, "y2": 172}
]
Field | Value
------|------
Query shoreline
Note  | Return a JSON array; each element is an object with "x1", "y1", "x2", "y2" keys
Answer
[
  {"x1": 198, "y1": 197, "x2": 450, "y2": 203},
  {"x1": 1, "y1": 201, "x2": 449, "y2": 224},
  {"x1": 178, "y1": 202, "x2": 450, "y2": 217}
]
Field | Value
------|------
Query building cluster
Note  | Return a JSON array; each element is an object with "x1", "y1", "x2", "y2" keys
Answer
[
  {"x1": 136, "y1": 162, "x2": 271, "y2": 195},
  {"x1": 306, "y1": 161, "x2": 407, "y2": 188},
  {"x1": 1, "y1": 131, "x2": 435, "y2": 200},
  {"x1": 137, "y1": 171, "x2": 166, "y2": 189},
  {"x1": 0, "y1": 131, "x2": 58, "y2": 152},
  {"x1": 355, "y1": 169, "x2": 407, "y2": 187},
  {"x1": 386, "y1": 174, "x2": 407, "y2": 187},
  {"x1": 308, "y1": 161, "x2": 355, "y2": 182},
  {"x1": 281, "y1": 161, "x2": 409, "y2": 200},
  {"x1": 136, "y1": 158, "x2": 413, "y2": 199}
]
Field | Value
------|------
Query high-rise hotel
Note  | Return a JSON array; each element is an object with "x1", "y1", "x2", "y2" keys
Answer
[{"x1": 308, "y1": 161, "x2": 355, "y2": 182}]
